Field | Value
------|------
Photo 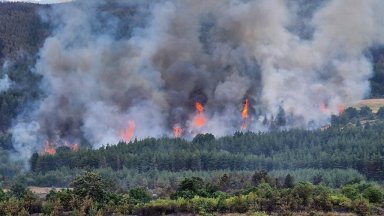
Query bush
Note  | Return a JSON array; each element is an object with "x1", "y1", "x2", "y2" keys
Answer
[
  {"x1": 10, "y1": 182, "x2": 26, "y2": 199},
  {"x1": 71, "y1": 171, "x2": 106, "y2": 203},
  {"x1": 129, "y1": 187, "x2": 151, "y2": 204},
  {"x1": 352, "y1": 198, "x2": 371, "y2": 216},
  {"x1": 171, "y1": 177, "x2": 208, "y2": 199},
  {"x1": 362, "y1": 185, "x2": 384, "y2": 203},
  {"x1": 190, "y1": 196, "x2": 218, "y2": 214},
  {"x1": 342, "y1": 184, "x2": 361, "y2": 200},
  {"x1": 224, "y1": 195, "x2": 248, "y2": 213},
  {"x1": 330, "y1": 194, "x2": 352, "y2": 211}
]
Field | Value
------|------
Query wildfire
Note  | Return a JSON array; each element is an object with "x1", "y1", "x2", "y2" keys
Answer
[
  {"x1": 71, "y1": 143, "x2": 79, "y2": 152},
  {"x1": 64, "y1": 141, "x2": 80, "y2": 152},
  {"x1": 338, "y1": 103, "x2": 345, "y2": 115},
  {"x1": 44, "y1": 141, "x2": 56, "y2": 155},
  {"x1": 320, "y1": 101, "x2": 345, "y2": 115},
  {"x1": 173, "y1": 124, "x2": 183, "y2": 138},
  {"x1": 194, "y1": 102, "x2": 206, "y2": 127},
  {"x1": 121, "y1": 120, "x2": 136, "y2": 142},
  {"x1": 241, "y1": 98, "x2": 249, "y2": 130},
  {"x1": 319, "y1": 101, "x2": 329, "y2": 114}
]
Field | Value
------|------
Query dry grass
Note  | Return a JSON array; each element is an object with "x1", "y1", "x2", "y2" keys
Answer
[
  {"x1": 352, "y1": 99, "x2": 384, "y2": 113},
  {"x1": 28, "y1": 187, "x2": 71, "y2": 198}
]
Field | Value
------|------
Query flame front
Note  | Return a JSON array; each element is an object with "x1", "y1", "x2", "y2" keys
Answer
[
  {"x1": 241, "y1": 98, "x2": 249, "y2": 130},
  {"x1": 194, "y1": 102, "x2": 206, "y2": 127},
  {"x1": 44, "y1": 141, "x2": 56, "y2": 155},
  {"x1": 121, "y1": 120, "x2": 136, "y2": 142},
  {"x1": 173, "y1": 124, "x2": 183, "y2": 138},
  {"x1": 319, "y1": 101, "x2": 329, "y2": 114},
  {"x1": 71, "y1": 143, "x2": 79, "y2": 152},
  {"x1": 338, "y1": 103, "x2": 345, "y2": 115}
]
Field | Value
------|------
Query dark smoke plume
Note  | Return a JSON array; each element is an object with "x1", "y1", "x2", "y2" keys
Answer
[{"x1": 11, "y1": 0, "x2": 384, "y2": 159}]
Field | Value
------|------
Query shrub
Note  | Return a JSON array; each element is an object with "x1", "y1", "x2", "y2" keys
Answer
[
  {"x1": 362, "y1": 185, "x2": 383, "y2": 203},
  {"x1": 352, "y1": 198, "x2": 371, "y2": 216},
  {"x1": 71, "y1": 171, "x2": 106, "y2": 203},
  {"x1": 129, "y1": 187, "x2": 151, "y2": 204},
  {"x1": 342, "y1": 184, "x2": 361, "y2": 200}
]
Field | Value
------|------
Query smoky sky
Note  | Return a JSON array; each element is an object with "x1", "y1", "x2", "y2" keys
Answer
[{"x1": 9, "y1": 0, "x2": 384, "y2": 160}]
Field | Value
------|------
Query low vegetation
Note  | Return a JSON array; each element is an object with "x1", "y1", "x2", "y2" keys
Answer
[{"x1": 1, "y1": 171, "x2": 383, "y2": 215}]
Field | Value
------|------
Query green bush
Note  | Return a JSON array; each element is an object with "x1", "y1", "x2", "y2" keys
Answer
[
  {"x1": 330, "y1": 194, "x2": 352, "y2": 211},
  {"x1": 71, "y1": 171, "x2": 106, "y2": 203},
  {"x1": 129, "y1": 187, "x2": 151, "y2": 204},
  {"x1": 362, "y1": 185, "x2": 383, "y2": 203},
  {"x1": 342, "y1": 184, "x2": 361, "y2": 200}
]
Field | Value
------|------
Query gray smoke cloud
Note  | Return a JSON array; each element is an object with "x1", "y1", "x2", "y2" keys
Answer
[
  {"x1": 0, "y1": 74, "x2": 11, "y2": 93},
  {"x1": 11, "y1": 0, "x2": 384, "y2": 156},
  {"x1": 0, "y1": 63, "x2": 11, "y2": 92}
]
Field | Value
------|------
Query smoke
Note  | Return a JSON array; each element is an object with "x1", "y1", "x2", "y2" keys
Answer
[
  {"x1": 0, "y1": 74, "x2": 11, "y2": 93},
  {"x1": 11, "y1": 0, "x2": 384, "y2": 156},
  {"x1": 0, "y1": 63, "x2": 11, "y2": 92}
]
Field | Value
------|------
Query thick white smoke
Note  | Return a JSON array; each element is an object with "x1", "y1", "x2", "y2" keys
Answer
[{"x1": 11, "y1": 0, "x2": 384, "y2": 156}]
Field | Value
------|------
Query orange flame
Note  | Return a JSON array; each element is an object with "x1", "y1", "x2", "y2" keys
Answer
[
  {"x1": 44, "y1": 141, "x2": 56, "y2": 155},
  {"x1": 173, "y1": 124, "x2": 183, "y2": 138},
  {"x1": 71, "y1": 143, "x2": 79, "y2": 152},
  {"x1": 195, "y1": 102, "x2": 204, "y2": 112},
  {"x1": 194, "y1": 102, "x2": 206, "y2": 127},
  {"x1": 319, "y1": 101, "x2": 330, "y2": 114},
  {"x1": 241, "y1": 98, "x2": 249, "y2": 130},
  {"x1": 121, "y1": 120, "x2": 136, "y2": 142},
  {"x1": 338, "y1": 103, "x2": 345, "y2": 115}
]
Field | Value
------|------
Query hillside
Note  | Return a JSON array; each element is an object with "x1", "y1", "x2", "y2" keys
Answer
[
  {"x1": 1, "y1": 2, "x2": 384, "y2": 215},
  {"x1": 0, "y1": 3, "x2": 49, "y2": 62},
  {"x1": 354, "y1": 99, "x2": 384, "y2": 113},
  {"x1": 26, "y1": 107, "x2": 384, "y2": 187}
]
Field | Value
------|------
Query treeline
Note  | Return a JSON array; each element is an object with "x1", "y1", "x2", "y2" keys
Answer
[
  {"x1": 0, "y1": 2, "x2": 49, "y2": 61},
  {"x1": 1, "y1": 171, "x2": 383, "y2": 215},
  {"x1": 331, "y1": 105, "x2": 384, "y2": 126},
  {"x1": 16, "y1": 167, "x2": 365, "y2": 192},
  {"x1": 32, "y1": 115, "x2": 384, "y2": 181}
]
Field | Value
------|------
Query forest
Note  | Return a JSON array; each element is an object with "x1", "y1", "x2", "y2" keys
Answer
[
  {"x1": 27, "y1": 106, "x2": 384, "y2": 184},
  {"x1": 1, "y1": 2, "x2": 384, "y2": 215}
]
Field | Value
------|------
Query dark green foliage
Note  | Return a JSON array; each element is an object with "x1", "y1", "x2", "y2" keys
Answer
[
  {"x1": 370, "y1": 48, "x2": 384, "y2": 98},
  {"x1": 290, "y1": 182, "x2": 314, "y2": 210},
  {"x1": 192, "y1": 133, "x2": 215, "y2": 144},
  {"x1": 312, "y1": 174, "x2": 323, "y2": 185},
  {"x1": 70, "y1": 171, "x2": 106, "y2": 203},
  {"x1": 219, "y1": 173, "x2": 230, "y2": 191},
  {"x1": 0, "y1": 3, "x2": 49, "y2": 61},
  {"x1": 284, "y1": 174, "x2": 294, "y2": 188},
  {"x1": 362, "y1": 185, "x2": 383, "y2": 203},
  {"x1": 129, "y1": 187, "x2": 151, "y2": 203},
  {"x1": 359, "y1": 106, "x2": 372, "y2": 117},
  {"x1": 252, "y1": 170, "x2": 269, "y2": 186},
  {"x1": 171, "y1": 177, "x2": 206, "y2": 199},
  {"x1": 377, "y1": 107, "x2": 384, "y2": 119},
  {"x1": 29, "y1": 153, "x2": 38, "y2": 172},
  {"x1": 0, "y1": 186, "x2": 7, "y2": 202},
  {"x1": 10, "y1": 182, "x2": 26, "y2": 199}
]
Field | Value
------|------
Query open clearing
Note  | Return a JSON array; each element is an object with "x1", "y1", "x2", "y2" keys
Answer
[{"x1": 353, "y1": 99, "x2": 384, "y2": 113}]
